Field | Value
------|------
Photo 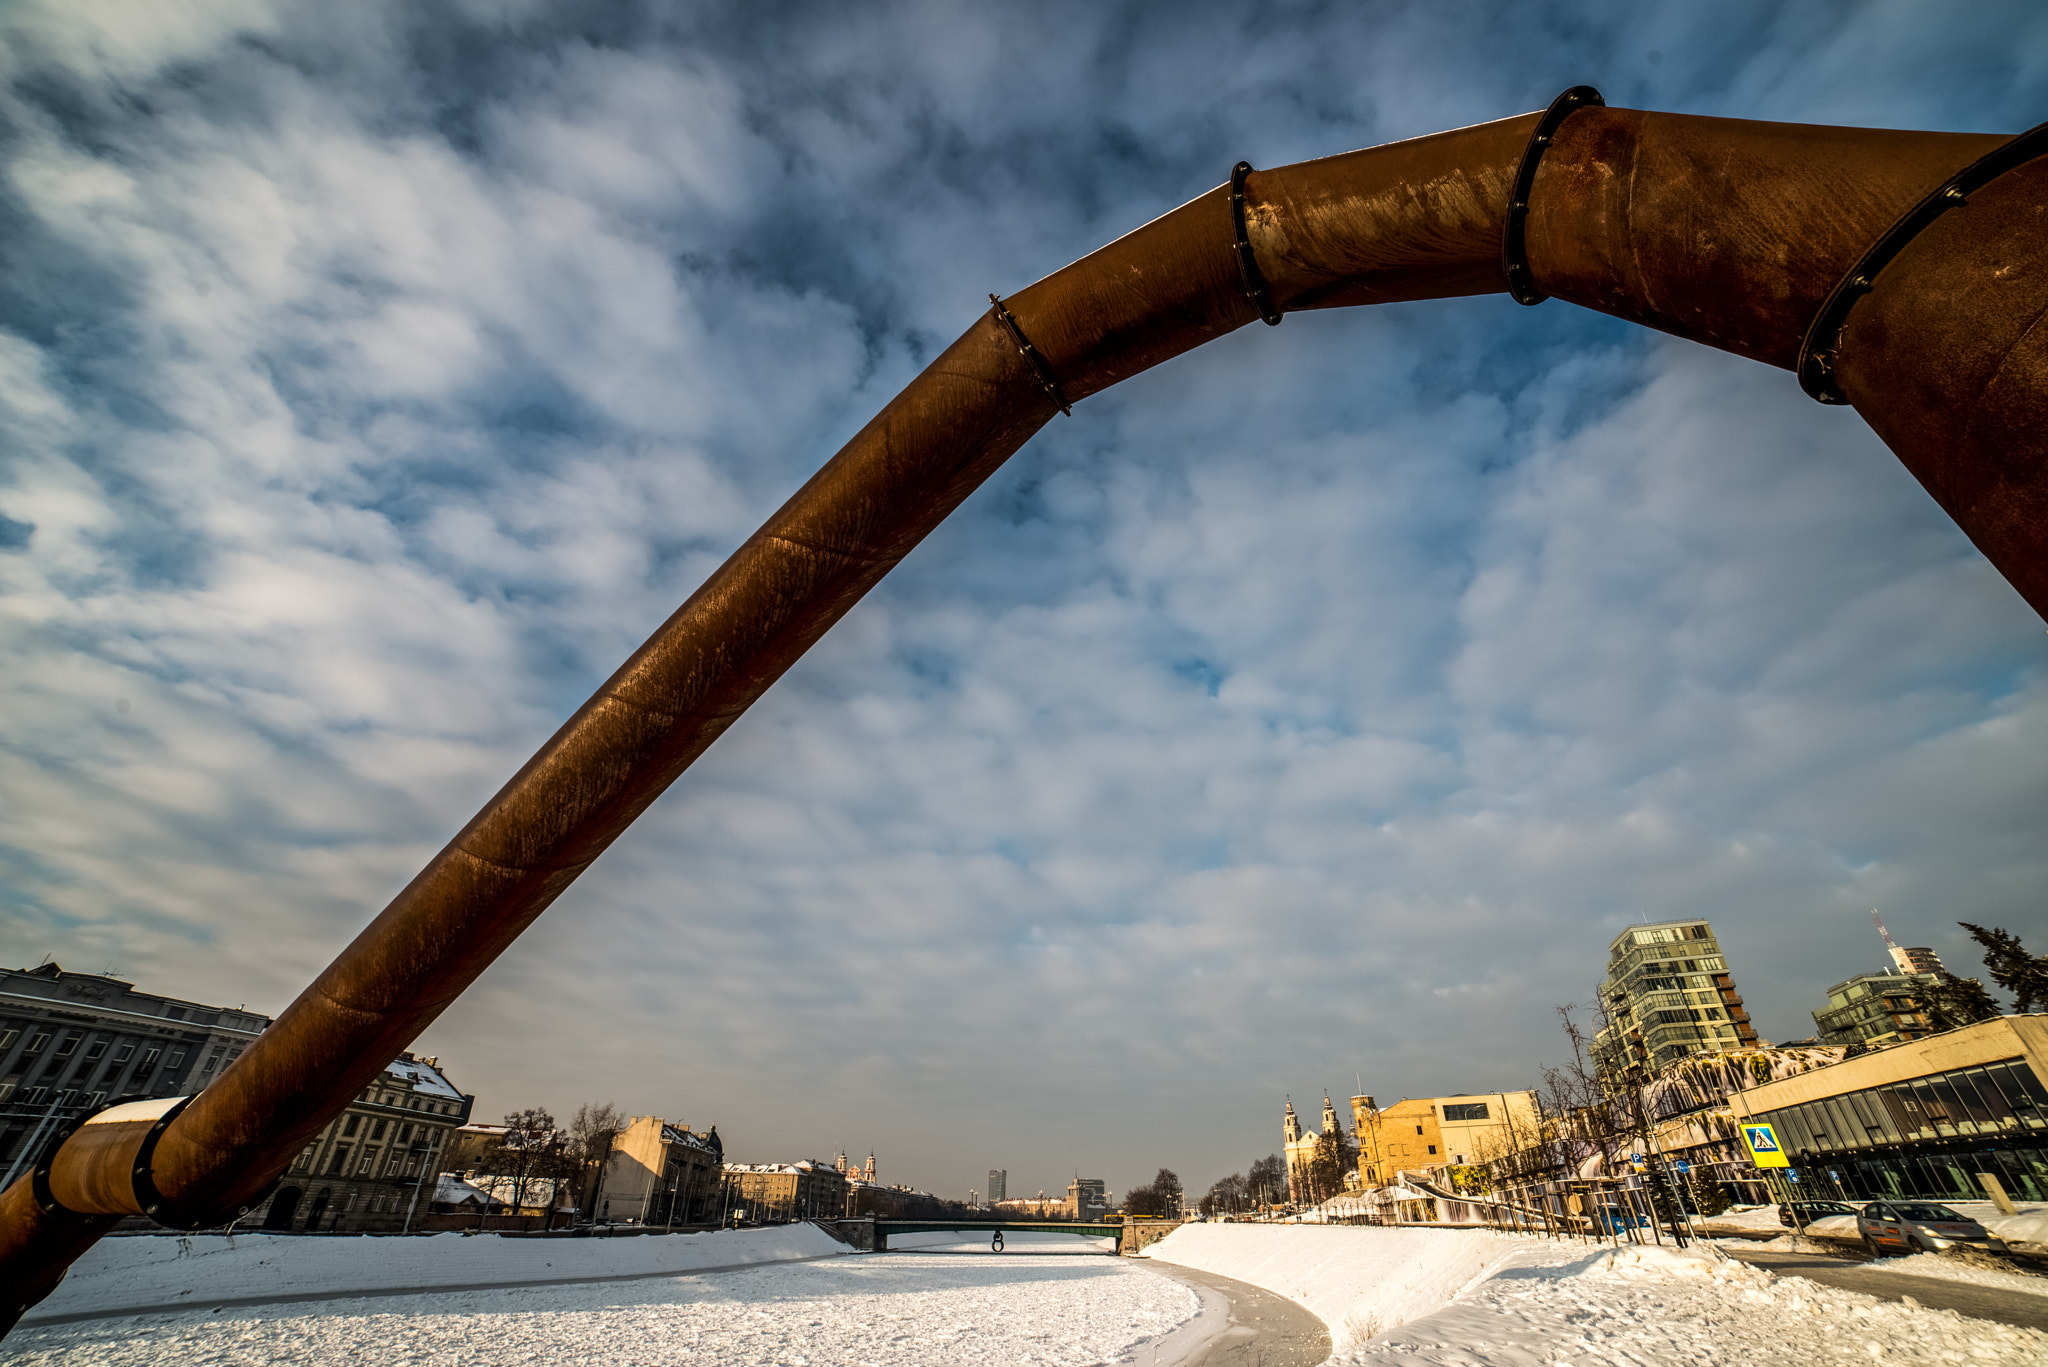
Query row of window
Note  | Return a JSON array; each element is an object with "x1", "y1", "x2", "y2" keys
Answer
[
  {"x1": 1753, "y1": 1058, "x2": 2048, "y2": 1156},
  {"x1": 0, "y1": 1016, "x2": 229, "y2": 1108}
]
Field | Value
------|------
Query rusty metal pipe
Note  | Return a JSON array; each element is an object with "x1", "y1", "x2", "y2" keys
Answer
[{"x1": 5, "y1": 99, "x2": 2041, "y2": 1330}]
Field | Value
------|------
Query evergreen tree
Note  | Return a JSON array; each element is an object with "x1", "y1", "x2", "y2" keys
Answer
[
  {"x1": 1960, "y1": 922, "x2": 2048, "y2": 1013},
  {"x1": 1687, "y1": 1168, "x2": 1731, "y2": 1218},
  {"x1": 1922, "y1": 975, "x2": 2002, "y2": 1031}
]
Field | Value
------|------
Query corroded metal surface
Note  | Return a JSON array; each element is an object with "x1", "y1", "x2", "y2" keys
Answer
[
  {"x1": 4, "y1": 99, "x2": 2040, "y2": 1333},
  {"x1": 1836, "y1": 155, "x2": 2048, "y2": 617}
]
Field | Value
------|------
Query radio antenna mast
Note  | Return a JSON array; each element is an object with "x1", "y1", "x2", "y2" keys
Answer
[{"x1": 1871, "y1": 910, "x2": 1911, "y2": 973}]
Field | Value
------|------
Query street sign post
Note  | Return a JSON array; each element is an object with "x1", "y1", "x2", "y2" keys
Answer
[{"x1": 1741, "y1": 1123, "x2": 1788, "y2": 1168}]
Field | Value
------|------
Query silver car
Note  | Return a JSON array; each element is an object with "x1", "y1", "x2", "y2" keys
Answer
[{"x1": 1856, "y1": 1200, "x2": 2006, "y2": 1256}]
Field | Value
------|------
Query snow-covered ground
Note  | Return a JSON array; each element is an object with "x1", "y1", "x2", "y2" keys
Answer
[
  {"x1": 1141, "y1": 1222, "x2": 1513, "y2": 1347},
  {"x1": 1345, "y1": 1239, "x2": 2046, "y2": 1366},
  {"x1": 1145, "y1": 1223, "x2": 2047, "y2": 1366},
  {"x1": 10, "y1": 1241, "x2": 1195, "y2": 1366}
]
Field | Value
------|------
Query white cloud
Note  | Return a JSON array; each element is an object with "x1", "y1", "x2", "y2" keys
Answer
[{"x1": 1, "y1": 0, "x2": 2044, "y2": 1206}]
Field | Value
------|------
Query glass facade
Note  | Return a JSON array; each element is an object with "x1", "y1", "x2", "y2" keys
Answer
[{"x1": 1750, "y1": 1055, "x2": 2048, "y2": 1201}]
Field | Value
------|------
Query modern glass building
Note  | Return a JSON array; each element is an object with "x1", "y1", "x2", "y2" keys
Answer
[
  {"x1": 1811, "y1": 969, "x2": 1943, "y2": 1050},
  {"x1": 1593, "y1": 920, "x2": 1761, "y2": 1077},
  {"x1": 1731, "y1": 1014, "x2": 2048, "y2": 1203}
]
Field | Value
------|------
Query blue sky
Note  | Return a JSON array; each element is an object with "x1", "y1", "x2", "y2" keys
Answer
[{"x1": 2, "y1": 0, "x2": 2045, "y2": 1204}]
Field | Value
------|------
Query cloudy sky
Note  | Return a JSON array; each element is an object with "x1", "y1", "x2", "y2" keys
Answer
[{"x1": 3, "y1": 0, "x2": 2045, "y2": 1205}]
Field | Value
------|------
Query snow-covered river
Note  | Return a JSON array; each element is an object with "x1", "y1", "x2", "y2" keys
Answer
[{"x1": 13, "y1": 1233, "x2": 1193, "y2": 1366}]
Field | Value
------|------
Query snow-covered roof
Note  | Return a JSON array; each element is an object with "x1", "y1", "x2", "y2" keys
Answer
[
  {"x1": 434, "y1": 1174, "x2": 494, "y2": 1206},
  {"x1": 383, "y1": 1054, "x2": 464, "y2": 1099}
]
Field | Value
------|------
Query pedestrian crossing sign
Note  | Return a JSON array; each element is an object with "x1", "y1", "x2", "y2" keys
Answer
[{"x1": 1741, "y1": 1123, "x2": 1789, "y2": 1168}]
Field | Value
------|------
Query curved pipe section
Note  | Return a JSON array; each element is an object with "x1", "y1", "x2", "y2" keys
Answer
[{"x1": 3, "y1": 98, "x2": 2038, "y2": 1332}]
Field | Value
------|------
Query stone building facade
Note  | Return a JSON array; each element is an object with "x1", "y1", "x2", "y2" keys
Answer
[
  {"x1": 243, "y1": 1052, "x2": 473, "y2": 1233},
  {"x1": 1352, "y1": 1090, "x2": 1542, "y2": 1188},
  {"x1": 723, "y1": 1159, "x2": 848, "y2": 1221},
  {"x1": 598, "y1": 1115, "x2": 723, "y2": 1226},
  {"x1": 0, "y1": 962, "x2": 271, "y2": 1188}
]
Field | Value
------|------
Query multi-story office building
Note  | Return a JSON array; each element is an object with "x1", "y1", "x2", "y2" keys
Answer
[
  {"x1": 1813, "y1": 970, "x2": 1943, "y2": 1050},
  {"x1": 987, "y1": 1168, "x2": 1007, "y2": 1204},
  {"x1": 0, "y1": 962, "x2": 272, "y2": 1187},
  {"x1": 245, "y1": 1051, "x2": 473, "y2": 1233},
  {"x1": 1593, "y1": 920, "x2": 1761, "y2": 1077}
]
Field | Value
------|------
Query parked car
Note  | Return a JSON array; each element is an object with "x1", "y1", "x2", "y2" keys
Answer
[
  {"x1": 1779, "y1": 1200, "x2": 1862, "y2": 1228},
  {"x1": 1856, "y1": 1201, "x2": 2007, "y2": 1256}
]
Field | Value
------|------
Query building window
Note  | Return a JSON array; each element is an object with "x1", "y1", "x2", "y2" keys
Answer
[
  {"x1": 26, "y1": 1033, "x2": 50, "y2": 1054},
  {"x1": 0, "y1": 1028, "x2": 15, "y2": 1051},
  {"x1": 165, "y1": 1050, "x2": 186, "y2": 1070},
  {"x1": 54, "y1": 1036, "x2": 78, "y2": 1057},
  {"x1": 1442, "y1": 1102, "x2": 1490, "y2": 1122},
  {"x1": 371, "y1": 1119, "x2": 387, "y2": 1140},
  {"x1": 112, "y1": 1043, "x2": 134, "y2": 1063},
  {"x1": 343, "y1": 1114, "x2": 360, "y2": 1138},
  {"x1": 1427, "y1": 1145, "x2": 1438, "y2": 1155},
  {"x1": 329, "y1": 1145, "x2": 352, "y2": 1175},
  {"x1": 83, "y1": 1041, "x2": 106, "y2": 1061},
  {"x1": 85, "y1": 1091, "x2": 105, "y2": 1108}
]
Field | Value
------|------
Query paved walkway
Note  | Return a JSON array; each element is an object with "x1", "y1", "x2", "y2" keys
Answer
[
  {"x1": 1136, "y1": 1262, "x2": 1330, "y2": 1367},
  {"x1": 1726, "y1": 1247, "x2": 2048, "y2": 1332}
]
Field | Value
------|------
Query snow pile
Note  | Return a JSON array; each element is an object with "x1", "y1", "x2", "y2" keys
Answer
[
  {"x1": 1991, "y1": 1207, "x2": 2048, "y2": 1257},
  {"x1": 11, "y1": 1251, "x2": 1197, "y2": 1366},
  {"x1": 1799, "y1": 1213, "x2": 1860, "y2": 1238},
  {"x1": 1338, "y1": 1238, "x2": 2047, "y2": 1366},
  {"x1": 1697, "y1": 1203, "x2": 1783, "y2": 1234},
  {"x1": 1593, "y1": 1243, "x2": 1758, "y2": 1280},
  {"x1": 25, "y1": 1223, "x2": 848, "y2": 1321},
  {"x1": 1141, "y1": 1222, "x2": 1519, "y2": 1348},
  {"x1": 1866, "y1": 1250, "x2": 2048, "y2": 1296}
]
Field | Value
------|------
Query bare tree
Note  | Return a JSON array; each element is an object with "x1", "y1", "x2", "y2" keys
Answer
[
  {"x1": 1246, "y1": 1154, "x2": 1286, "y2": 1211},
  {"x1": 566, "y1": 1102, "x2": 625, "y2": 1220}
]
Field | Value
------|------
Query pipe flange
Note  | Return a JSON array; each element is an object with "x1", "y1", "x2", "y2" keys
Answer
[
  {"x1": 130, "y1": 1093, "x2": 273, "y2": 1230},
  {"x1": 988, "y1": 293, "x2": 1072, "y2": 416},
  {"x1": 1230, "y1": 161, "x2": 1283, "y2": 326},
  {"x1": 1798, "y1": 115, "x2": 2048, "y2": 404},
  {"x1": 1502, "y1": 85, "x2": 1605, "y2": 306}
]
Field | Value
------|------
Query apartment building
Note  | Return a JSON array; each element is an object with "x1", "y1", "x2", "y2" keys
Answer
[{"x1": 1592, "y1": 920, "x2": 1761, "y2": 1076}]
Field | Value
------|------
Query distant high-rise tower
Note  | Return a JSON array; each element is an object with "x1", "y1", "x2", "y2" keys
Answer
[
  {"x1": 1592, "y1": 919, "x2": 1760, "y2": 1077},
  {"x1": 1872, "y1": 911, "x2": 1946, "y2": 977},
  {"x1": 987, "y1": 1169, "x2": 1007, "y2": 1204}
]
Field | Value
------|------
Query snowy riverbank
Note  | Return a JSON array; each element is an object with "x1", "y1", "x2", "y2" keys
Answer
[{"x1": 1143, "y1": 1223, "x2": 2048, "y2": 1366}]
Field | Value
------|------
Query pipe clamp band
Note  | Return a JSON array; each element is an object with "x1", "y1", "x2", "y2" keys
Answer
[
  {"x1": 1502, "y1": 85, "x2": 1605, "y2": 306},
  {"x1": 1231, "y1": 162, "x2": 1283, "y2": 326},
  {"x1": 1798, "y1": 116, "x2": 2048, "y2": 404},
  {"x1": 988, "y1": 294, "x2": 1072, "y2": 416}
]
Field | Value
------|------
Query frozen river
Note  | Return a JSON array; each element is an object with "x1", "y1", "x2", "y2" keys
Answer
[{"x1": 10, "y1": 1230, "x2": 1197, "y2": 1366}]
